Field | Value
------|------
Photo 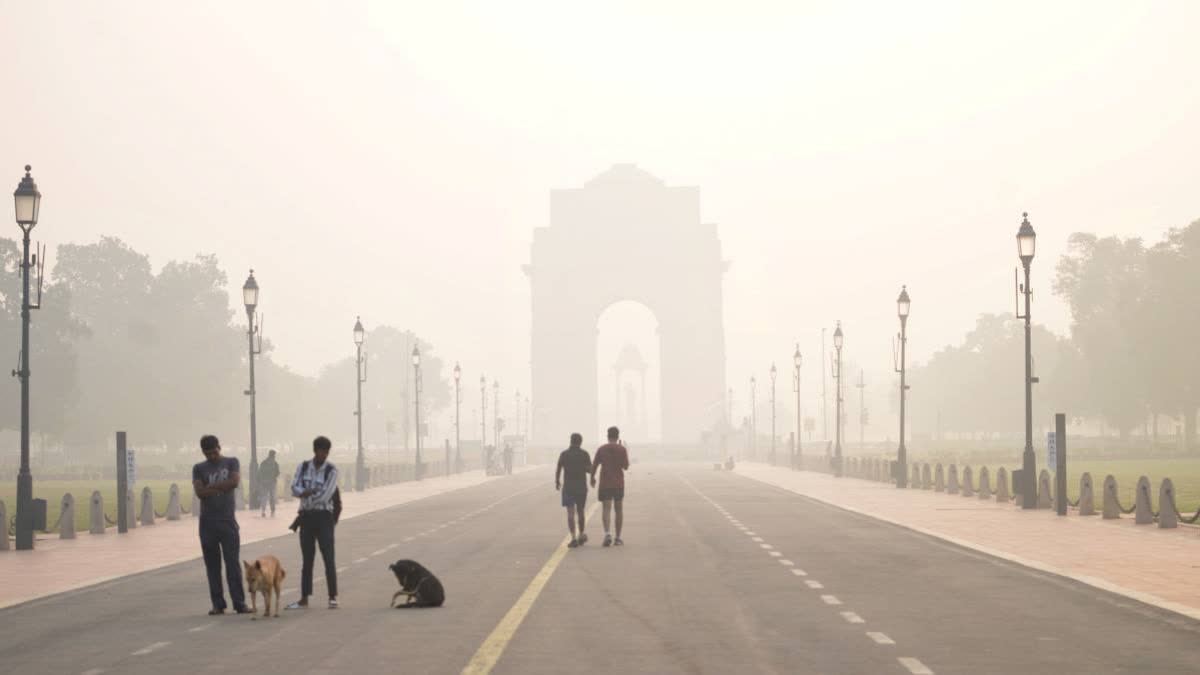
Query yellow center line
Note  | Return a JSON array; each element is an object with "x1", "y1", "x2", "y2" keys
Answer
[{"x1": 461, "y1": 501, "x2": 599, "y2": 675}]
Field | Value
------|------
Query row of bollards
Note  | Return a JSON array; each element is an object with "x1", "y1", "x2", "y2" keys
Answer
[{"x1": 844, "y1": 456, "x2": 1187, "y2": 530}]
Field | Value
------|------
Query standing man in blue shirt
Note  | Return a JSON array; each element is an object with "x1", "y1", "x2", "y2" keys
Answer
[
  {"x1": 192, "y1": 434, "x2": 250, "y2": 615},
  {"x1": 286, "y1": 436, "x2": 341, "y2": 610}
]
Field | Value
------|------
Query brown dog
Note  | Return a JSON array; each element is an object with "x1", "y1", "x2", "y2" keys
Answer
[{"x1": 243, "y1": 555, "x2": 286, "y2": 619}]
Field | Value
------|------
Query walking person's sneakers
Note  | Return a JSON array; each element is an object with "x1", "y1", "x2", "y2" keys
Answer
[
  {"x1": 614, "y1": 537, "x2": 624, "y2": 546},
  {"x1": 578, "y1": 532, "x2": 588, "y2": 545},
  {"x1": 568, "y1": 538, "x2": 580, "y2": 548},
  {"x1": 603, "y1": 533, "x2": 612, "y2": 547},
  {"x1": 328, "y1": 598, "x2": 339, "y2": 609},
  {"x1": 284, "y1": 600, "x2": 308, "y2": 610}
]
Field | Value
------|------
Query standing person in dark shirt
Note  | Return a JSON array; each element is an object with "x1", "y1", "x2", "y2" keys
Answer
[
  {"x1": 593, "y1": 426, "x2": 630, "y2": 547},
  {"x1": 192, "y1": 435, "x2": 250, "y2": 615},
  {"x1": 555, "y1": 433, "x2": 594, "y2": 548}
]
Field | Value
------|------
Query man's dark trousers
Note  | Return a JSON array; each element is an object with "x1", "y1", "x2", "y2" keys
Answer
[
  {"x1": 299, "y1": 510, "x2": 338, "y2": 598},
  {"x1": 199, "y1": 518, "x2": 246, "y2": 610}
]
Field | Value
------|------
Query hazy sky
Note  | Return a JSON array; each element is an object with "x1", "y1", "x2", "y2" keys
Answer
[{"x1": 4, "y1": 1, "x2": 1197, "y2": 435}]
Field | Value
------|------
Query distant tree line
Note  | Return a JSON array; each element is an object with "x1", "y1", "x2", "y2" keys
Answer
[
  {"x1": 905, "y1": 218, "x2": 1200, "y2": 449},
  {"x1": 0, "y1": 236, "x2": 449, "y2": 463}
]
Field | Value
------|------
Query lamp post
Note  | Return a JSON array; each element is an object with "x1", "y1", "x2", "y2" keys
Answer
[
  {"x1": 749, "y1": 376, "x2": 757, "y2": 460},
  {"x1": 454, "y1": 363, "x2": 462, "y2": 473},
  {"x1": 12, "y1": 165, "x2": 42, "y2": 550},
  {"x1": 793, "y1": 345, "x2": 802, "y2": 471},
  {"x1": 769, "y1": 364, "x2": 777, "y2": 466},
  {"x1": 493, "y1": 380, "x2": 500, "y2": 450},
  {"x1": 242, "y1": 270, "x2": 262, "y2": 507},
  {"x1": 895, "y1": 286, "x2": 910, "y2": 488},
  {"x1": 832, "y1": 322, "x2": 844, "y2": 477},
  {"x1": 412, "y1": 346, "x2": 422, "y2": 480},
  {"x1": 353, "y1": 317, "x2": 366, "y2": 490},
  {"x1": 1016, "y1": 213, "x2": 1038, "y2": 508},
  {"x1": 480, "y1": 375, "x2": 488, "y2": 457},
  {"x1": 515, "y1": 390, "x2": 521, "y2": 438}
]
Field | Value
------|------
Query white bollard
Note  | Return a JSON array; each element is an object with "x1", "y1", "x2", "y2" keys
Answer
[
  {"x1": 60, "y1": 493, "x2": 76, "y2": 539},
  {"x1": 1078, "y1": 473, "x2": 1096, "y2": 516},
  {"x1": 995, "y1": 467, "x2": 1010, "y2": 503},
  {"x1": 934, "y1": 464, "x2": 945, "y2": 492},
  {"x1": 89, "y1": 491, "x2": 106, "y2": 534},
  {"x1": 1158, "y1": 478, "x2": 1178, "y2": 529},
  {"x1": 1037, "y1": 469, "x2": 1053, "y2": 509},
  {"x1": 961, "y1": 466, "x2": 975, "y2": 497},
  {"x1": 1134, "y1": 476, "x2": 1154, "y2": 525},
  {"x1": 167, "y1": 484, "x2": 182, "y2": 520},
  {"x1": 1102, "y1": 475, "x2": 1121, "y2": 519},
  {"x1": 126, "y1": 489, "x2": 138, "y2": 530},
  {"x1": 947, "y1": 465, "x2": 960, "y2": 494},
  {"x1": 977, "y1": 467, "x2": 991, "y2": 499},
  {"x1": 140, "y1": 487, "x2": 156, "y2": 526}
]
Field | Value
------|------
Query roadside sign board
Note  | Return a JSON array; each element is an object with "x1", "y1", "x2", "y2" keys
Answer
[{"x1": 1046, "y1": 432, "x2": 1057, "y2": 472}]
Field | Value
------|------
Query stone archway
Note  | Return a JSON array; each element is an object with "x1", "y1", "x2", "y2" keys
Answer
[{"x1": 525, "y1": 164, "x2": 727, "y2": 446}]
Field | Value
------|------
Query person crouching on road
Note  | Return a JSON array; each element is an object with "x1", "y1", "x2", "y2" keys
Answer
[
  {"x1": 556, "y1": 433, "x2": 593, "y2": 548},
  {"x1": 192, "y1": 434, "x2": 250, "y2": 615},
  {"x1": 286, "y1": 436, "x2": 340, "y2": 610}
]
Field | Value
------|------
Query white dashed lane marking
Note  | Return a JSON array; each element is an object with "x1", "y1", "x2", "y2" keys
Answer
[
  {"x1": 779, "y1": 559, "x2": 794, "y2": 566},
  {"x1": 899, "y1": 657, "x2": 934, "y2": 674},
  {"x1": 768, "y1": 551, "x2": 782, "y2": 557},
  {"x1": 791, "y1": 568, "x2": 807, "y2": 576},
  {"x1": 186, "y1": 623, "x2": 214, "y2": 633},
  {"x1": 751, "y1": 537, "x2": 764, "y2": 542},
  {"x1": 841, "y1": 611, "x2": 865, "y2": 624},
  {"x1": 370, "y1": 548, "x2": 387, "y2": 557},
  {"x1": 131, "y1": 642, "x2": 170, "y2": 656},
  {"x1": 821, "y1": 595, "x2": 842, "y2": 605},
  {"x1": 867, "y1": 632, "x2": 896, "y2": 645},
  {"x1": 805, "y1": 580, "x2": 823, "y2": 589},
  {"x1": 337, "y1": 566, "x2": 348, "y2": 573},
  {"x1": 81, "y1": 669, "x2": 104, "y2": 675},
  {"x1": 403, "y1": 536, "x2": 415, "y2": 542},
  {"x1": 353, "y1": 557, "x2": 368, "y2": 564},
  {"x1": 760, "y1": 544, "x2": 774, "y2": 550}
]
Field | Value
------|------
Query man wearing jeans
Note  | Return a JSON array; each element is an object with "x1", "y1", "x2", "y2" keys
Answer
[
  {"x1": 286, "y1": 436, "x2": 340, "y2": 610},
  {"x1": 192, "y1": 435, "x2": 250, "y2": 615}
]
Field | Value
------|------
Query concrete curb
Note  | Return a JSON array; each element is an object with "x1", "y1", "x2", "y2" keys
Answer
[{"x1": 733, "y1": 465, "x2": 1200, "y2": 624}]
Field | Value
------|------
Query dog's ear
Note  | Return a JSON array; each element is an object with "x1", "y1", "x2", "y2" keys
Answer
[
  {"x1": 255, "y1": 560, "x2": 262, "y2": 570},
  {"x1": 243, "y1": 560, "x2": 252, "y2": 572}
]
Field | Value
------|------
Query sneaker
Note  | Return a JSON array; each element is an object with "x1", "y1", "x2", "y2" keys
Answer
[
  {"x1": 603, "y1": 534, "x2": 612, "y2": 547},
  {"x1": 284, "y1": 600, "x2": 308, "y2": 610},
  {"x1": 328, "y1": 598, "x2": 339, "y2": 609},
  {"x1": 567, "y1": 538, "x2": 579, "y2": 548},
  {"x1": 208, "y1": 608, "x2": 225, "y2": 616},
  {"x1": 234, "y1": 606, "x2": 253, "y2": 614},
  {"x1": 578, "y1": 532, "x2": 588, "y2": 545},
  {"x1": 614, "y1": 537, "x2": 624, "y2": 546}
]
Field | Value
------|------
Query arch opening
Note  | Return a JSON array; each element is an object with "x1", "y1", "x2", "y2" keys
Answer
[{"x1": 596, "y1": 301, "x2": 661, "y2": 444}]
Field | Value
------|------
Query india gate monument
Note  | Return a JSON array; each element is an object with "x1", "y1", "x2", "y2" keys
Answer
[{"x1": 526, "y1": 164, "x2": 728, "y2": 447}]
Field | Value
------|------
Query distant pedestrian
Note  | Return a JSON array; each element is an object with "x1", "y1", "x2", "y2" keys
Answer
[
  {"x1": 258, "y1": 449, "x2": 280, "y2": 518},
  {"x1": 192, "y1": 435, "x2": 250, "y2": 615},
  {"x1": 555, "y1": 433, "x2": 593, "y2": 548},
  {"x1": 592, "y1": 426, "x2": 630, "y2": 547},
  {"x1": 285, "y1": 436, "x2": 340, "y2": 610},
  {"x1": 503, "y1": 443, "x2": 514, "y2": 475}
]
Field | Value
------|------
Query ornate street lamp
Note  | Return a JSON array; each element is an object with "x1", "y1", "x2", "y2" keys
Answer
[
  {"x1": 353, "y1": 317, "x2": 367, "y2": 490},
  {"x1": 12, "y1": 166, "x2": 42, "y2": 550},
  {"x1": 749, "y1": 376, "x2": 757, "y2": 460},
  {"x1": 453, "y1": 363, "x2": 462, "y2": 473},
  {"x1": 412, "y1": 346, "x2": 423, "y2": 480},
  {"x1": 480, "y1": 375, "x2": 488, "y2": 468},
  {"x1": 894, "y1": 287, "x2": 910, "y2": 488},
  {"x1": 793, "y1": 345, "x2": 802, "y2": 471},
  {"x1": 242, "y1": 270, "x2": 262, "y2": 507},
  {"x1": 1016, "y1": 213, "x2": 1038, "y2": 508},
  {"x1": 832, "y1": 322, "x2": 844, "y2": 477},
  {"x1": 493, "y1": 380, "x2": 500, "y2": 451},
  {"x1": 769, "y1": 364, "x2": 777, "y2": 466}
]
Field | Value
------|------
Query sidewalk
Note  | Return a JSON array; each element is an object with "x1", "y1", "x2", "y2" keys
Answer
[
  {"x1": 0, "y1": 467, "x2": 535, "y2": 610},
  {"x1": 735, "y1": 463, "x2": 1200, "y2": 622}
]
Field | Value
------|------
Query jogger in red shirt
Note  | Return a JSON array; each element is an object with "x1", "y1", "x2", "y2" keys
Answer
[{"x1": 592, "y1": 426, "x2": 630, "y2": 546}]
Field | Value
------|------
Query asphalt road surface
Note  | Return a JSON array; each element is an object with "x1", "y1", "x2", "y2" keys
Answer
[{"x1": 3, "y1": 463, "x2": 1200, "y2": 674}]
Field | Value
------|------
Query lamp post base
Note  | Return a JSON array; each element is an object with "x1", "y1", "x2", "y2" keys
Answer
[
  {"x1": 1021, "y1": 446, "x2": 1037, "y2": 509},
  {"x1": 15, "y1": 471, "x2": 33, "y2": 550}
]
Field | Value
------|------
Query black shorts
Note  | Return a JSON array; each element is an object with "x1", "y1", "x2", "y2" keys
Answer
[
  {"x1": 598, "y1": 487, "x2": 624, "y2": 502},
  {"x1": 562, "y1": 488, "x2": 587, "y2": 508}
]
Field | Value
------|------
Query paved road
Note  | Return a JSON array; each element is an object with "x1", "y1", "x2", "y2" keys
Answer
[{"x1": 3, "y1": 464, "x2": 1199, "y2": 674}]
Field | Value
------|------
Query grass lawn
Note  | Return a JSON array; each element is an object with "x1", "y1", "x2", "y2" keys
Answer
[
  {"x1": 912, "y1": 457, "x2": 1200, "y2": 515},
  {"x1": 0, "y1": 476, "x2": 287, "y2": 536}
]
